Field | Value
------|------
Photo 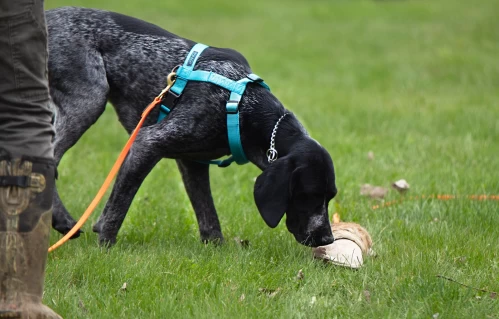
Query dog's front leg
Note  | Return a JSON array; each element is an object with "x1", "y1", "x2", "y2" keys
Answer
[
  {"x1": 92, "y1": 133, "x2": 161, "y2": 246},
  {"x1": 176, "y1": 159, "x2": 224, "y2": 244}
]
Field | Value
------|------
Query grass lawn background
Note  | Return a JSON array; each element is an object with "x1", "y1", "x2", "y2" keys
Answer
[{"x1": 45, "y1": 0, "x2": 499, "y2": 318}]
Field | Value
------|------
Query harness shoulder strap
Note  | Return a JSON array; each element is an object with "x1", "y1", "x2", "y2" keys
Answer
[
  {"x1": 171, "y1": 43, "x2": 209, "y2": 95},
  {"x1": 157, "y1": 44, "x2": 209, "y2": 122}
]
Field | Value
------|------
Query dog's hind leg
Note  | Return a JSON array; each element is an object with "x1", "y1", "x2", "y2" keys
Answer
[
  {"x1": 49, "y1": 67, "x2": 109, "y2": 237},
  {"x1": 176, "y1": 160, "x2": 223, "y2": 244},
  {"x1": 92, "y1": 126, "x2": 161, "y2": 246}
]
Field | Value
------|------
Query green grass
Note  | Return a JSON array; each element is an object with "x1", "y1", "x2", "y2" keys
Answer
[{"x1": 45, "y1": 0, "x2": 499, "y2": 317}]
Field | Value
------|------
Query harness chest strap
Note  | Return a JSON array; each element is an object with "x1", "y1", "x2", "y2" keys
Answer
[{"x1": 157, "y1": 43, "x2": 270, "y2": 167}]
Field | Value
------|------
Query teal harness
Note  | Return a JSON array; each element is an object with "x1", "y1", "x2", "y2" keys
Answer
[{"x1": 157, "y1": 43, "x2": 270, "y2": 167}]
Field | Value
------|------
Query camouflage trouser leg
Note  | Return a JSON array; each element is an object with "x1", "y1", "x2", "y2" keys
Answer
[
  {"x1": 0, "y1": 0, "x2": 61, "y2": 318},
  {"x1": 0, "y1": 0, "x2": 54, "y2": 159}
]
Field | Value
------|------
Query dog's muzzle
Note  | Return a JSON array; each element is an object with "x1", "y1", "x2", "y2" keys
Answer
[{"x1": 293, "y1": 233, "x2": 335, "y2": 247}]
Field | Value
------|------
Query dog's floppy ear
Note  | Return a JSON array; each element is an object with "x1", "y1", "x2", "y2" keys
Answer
[{"x1": 253, "y1": 157, "x2": 294, "y2": 228}]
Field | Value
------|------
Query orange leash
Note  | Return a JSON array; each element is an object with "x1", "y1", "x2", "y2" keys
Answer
[
  {"x1": 371, "y1": 194, "x2": 499, "y2": 211},
  {"x1": 48, "y1": 72, "x2": 177, "y2": 252}
]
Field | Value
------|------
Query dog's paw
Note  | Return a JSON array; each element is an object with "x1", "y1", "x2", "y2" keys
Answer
[
  {"x1": 98, "y1": 235, "x2": 117, "y2": 248},
  {"x1": 200, "y1": 230, "x2": 224, "y2": 245},
  {"x1": 93, "y1": 218, "x2": 119, "y2": 247}
]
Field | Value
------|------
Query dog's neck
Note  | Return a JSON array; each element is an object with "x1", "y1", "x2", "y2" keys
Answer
[{"x1": 241, "y1": 87, "x2": 309, "y2": 170}]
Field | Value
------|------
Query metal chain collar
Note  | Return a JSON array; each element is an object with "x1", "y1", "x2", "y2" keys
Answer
[{"x1": 266, "y1": 113, "x2": 289, "y2": 163}]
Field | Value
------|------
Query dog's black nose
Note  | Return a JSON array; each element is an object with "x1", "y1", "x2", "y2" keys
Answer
[{"x1": 296, "y1": 234, "x2": 335, "y2": 247}]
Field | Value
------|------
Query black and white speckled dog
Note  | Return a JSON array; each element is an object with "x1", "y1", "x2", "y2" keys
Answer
[{"x1": 46, "y1": 7, "x2": 337, "y2": 247}]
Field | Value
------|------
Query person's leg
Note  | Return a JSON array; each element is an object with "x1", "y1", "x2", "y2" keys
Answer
[
  {"x1": 0, "y1": 0, "x2": 54, "y2": 158},
  {"x1": 0, "y1": 0, "x2": 61, "y2": 317}
]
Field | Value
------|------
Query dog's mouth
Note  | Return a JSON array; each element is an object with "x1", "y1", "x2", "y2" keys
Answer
[
  {"x1": 286, "y1": 212, "x2": 334, "y2": 247},
  {"x1": 293, "y1": 233, "x2": 335, "y2": 247}
]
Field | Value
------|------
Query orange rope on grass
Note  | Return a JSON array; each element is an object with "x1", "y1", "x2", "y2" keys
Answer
[
  {"x1": 371, "y1": 194, "x2": 499, "y2": 211},
  {"x1": 48, "y1": 73, "x2": 176, "y2": 252}
]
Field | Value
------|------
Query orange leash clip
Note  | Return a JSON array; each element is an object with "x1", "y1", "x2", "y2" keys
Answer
[{"x1": 48, "y1": 72, "x2": 177, "y2": 252}]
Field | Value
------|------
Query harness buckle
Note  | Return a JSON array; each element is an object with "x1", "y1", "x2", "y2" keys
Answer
[
  {"x1": 161, "y1": 90, "x2": 180, "y2": 109},
  {"x1": 247, "y1": 74, "x2": 263, "y2": 82},
  {"x1": 226, "y1": 100, "x2": 239, "y2": 114}
]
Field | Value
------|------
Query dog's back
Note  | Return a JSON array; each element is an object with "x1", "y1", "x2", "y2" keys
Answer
[
  {"x1": 46, "y1": 7, "x2": 253, "y2": 132},
  {"x1": 46, "y1": 7, "x2": 190, "y2": 129}
]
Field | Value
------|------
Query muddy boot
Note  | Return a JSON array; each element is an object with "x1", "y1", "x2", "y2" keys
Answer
[{"x1": 0, "y1": 155, "x2": 62, "y2": 319}]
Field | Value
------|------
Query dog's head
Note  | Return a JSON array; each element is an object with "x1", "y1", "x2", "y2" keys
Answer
[{"x1": 253, "y1": 139, "x2": 337, "y2": 247}]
